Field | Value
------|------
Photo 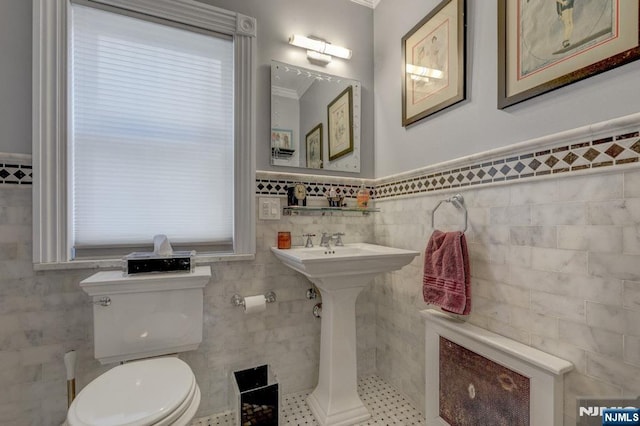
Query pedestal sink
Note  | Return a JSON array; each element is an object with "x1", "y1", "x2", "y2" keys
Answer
[{"x1": 271, "y1": 243, "x2": 419, "y2": 426}]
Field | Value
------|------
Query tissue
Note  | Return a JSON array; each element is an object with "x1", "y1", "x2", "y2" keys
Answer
[{"x1": 153, "y1": 234, "x2": 173, "y2": 256}]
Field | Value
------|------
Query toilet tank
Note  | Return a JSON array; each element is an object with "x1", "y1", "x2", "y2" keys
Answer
[{"x1": 80, "y1": 266, "x2": 211, "y2": 364}]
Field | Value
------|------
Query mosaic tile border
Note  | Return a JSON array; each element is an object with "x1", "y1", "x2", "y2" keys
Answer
[
  {"x1": 374, "y1": 130, "x2": 640, "y2": 200},
  {"x1": 0, "y1": 162, "x2": 32, "y2": 185},
  {"x1": 255, "y1": 177, "x2": 373, "y2": 200}
]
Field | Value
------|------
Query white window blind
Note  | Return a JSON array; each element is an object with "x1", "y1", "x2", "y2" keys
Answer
[{"x1": 70, "y1": 3, "x2": 234, "y2": 254}]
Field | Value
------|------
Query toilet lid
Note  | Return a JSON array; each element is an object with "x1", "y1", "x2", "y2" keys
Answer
[{"x1": 68, "y1": 358, "x2": 195, "y2": 426}]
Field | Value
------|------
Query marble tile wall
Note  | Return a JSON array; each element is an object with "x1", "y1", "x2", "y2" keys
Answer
[
  {"x1": 0, "y1": 188, "x2": 376, "y2": 425},
  {"x1": 373, "y1": 169, "x2": 640, "y2": 425}
]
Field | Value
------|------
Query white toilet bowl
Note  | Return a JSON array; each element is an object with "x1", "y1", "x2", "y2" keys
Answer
[
  {"x1": 66, "y1": 358, "x2": 200, "y2": 426},
  {"x1": 72, "y1": 267, "x2": 211, "y2": 426}
]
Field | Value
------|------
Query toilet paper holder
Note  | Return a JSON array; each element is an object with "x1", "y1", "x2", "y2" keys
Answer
[{"x1": 231, "y1": 291, "x2": 277, "y2": 308}]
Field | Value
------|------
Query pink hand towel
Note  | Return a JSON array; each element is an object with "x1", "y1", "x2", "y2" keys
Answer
[{"x1": 422, "y1": 230, "x2": 471, "y2": 315}]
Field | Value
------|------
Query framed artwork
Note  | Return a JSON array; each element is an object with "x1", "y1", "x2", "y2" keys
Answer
[
  {"x1": 498, "y1": 0, "x2": 640, "y2": 109},
  {"x1": 401, "y1": 0, "x2": 466, "y2": 127},
  {"x1": 271, "y1": 128, "x2": 293, "y2": 150},
  {"x1": 305, "y1": 123, "x2": 323, "y2": 169},
  {"x1": 327, "y1": 86, "x2": 354, "y2": 161}
]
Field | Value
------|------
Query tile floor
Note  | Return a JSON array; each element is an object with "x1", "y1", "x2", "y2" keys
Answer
[{"x1": 191, "y1": 375, "x2": 425, "y2": 425}]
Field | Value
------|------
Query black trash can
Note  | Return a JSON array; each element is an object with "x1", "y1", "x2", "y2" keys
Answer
[{"x1": 232, "y1": 365, "x2": 279, "y2": 425}]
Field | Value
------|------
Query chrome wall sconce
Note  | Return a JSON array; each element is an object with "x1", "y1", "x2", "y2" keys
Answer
[{"x1": 288, "y1": 34, "x2": 352, "y2": 64}]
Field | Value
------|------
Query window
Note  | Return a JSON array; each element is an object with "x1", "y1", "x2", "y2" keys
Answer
[
  {"x1": 70, "y1": 4, "x2": 234, "y2": 257},
  {"x1": 33, "y1": 0, "x2": 256, "y2": 267}
]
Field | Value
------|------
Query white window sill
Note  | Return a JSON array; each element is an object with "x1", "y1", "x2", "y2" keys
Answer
[{"x1": 32, "y1": 253, "x2": 256, "y2": 271}]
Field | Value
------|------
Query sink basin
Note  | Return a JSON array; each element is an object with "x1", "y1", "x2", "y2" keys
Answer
[
  {"x1": 271, "y1": 242, "x2": 419, "y2": 426},
  {"x1": 271, "y1": 242, "x2": 419, "y2": 280}
]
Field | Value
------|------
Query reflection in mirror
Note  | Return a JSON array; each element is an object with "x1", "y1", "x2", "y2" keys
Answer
[{"x1": 271, "y1": 60, "x2": 360, "y2": 172}]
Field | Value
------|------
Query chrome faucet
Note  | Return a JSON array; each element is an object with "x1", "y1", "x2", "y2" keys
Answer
[
  {"x1": 320, "y1": 232, "x2": 345, "y2": 249},
  {"x1": 320, "y1": 232, "x2": 333, "y2": 248},
  {"x1": 303, "y1": 233, "x2": 316, "y2": 248}
]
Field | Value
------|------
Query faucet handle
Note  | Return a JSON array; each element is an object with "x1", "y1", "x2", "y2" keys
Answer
[
  {"x1": 332, "y1": 232, "x2": 345, "y2": 246},
  {"x1": 303, "y1": 233, "x2": 316, "y2": 248}
]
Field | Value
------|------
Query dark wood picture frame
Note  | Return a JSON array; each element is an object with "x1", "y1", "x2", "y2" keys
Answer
[
  {"x1": 327, "y1": 86, "x2": 354, "y2": 161},
  {"x1": 498, "y1": 0, "x2": 640, "y2": 109},
  {"x1": 305, "y1": 123, "x2": 323, "y2": 169},
  {"x1": 401, "y1": 0, "x2": 466, "y2": 126}
]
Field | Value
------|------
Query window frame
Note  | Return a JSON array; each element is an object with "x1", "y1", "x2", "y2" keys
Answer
[{"x1": 33, "y1": 0, "x2": 256, "y2": 269}]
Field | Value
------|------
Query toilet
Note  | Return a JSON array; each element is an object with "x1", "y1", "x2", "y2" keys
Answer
[{"x1": 66, "y1": 266, "x2": 211, "y2": 426}]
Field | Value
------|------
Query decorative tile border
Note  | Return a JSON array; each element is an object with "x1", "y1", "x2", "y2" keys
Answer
[
  {"x1": 0, "y1": 153, "x2": 33, "y2": 186},
  {"x1": 255, "y1": 176, "x2": 373, "y2": 199},
  {"x1": 374, "y1": 130, "x2": 640, "y2": 200}
]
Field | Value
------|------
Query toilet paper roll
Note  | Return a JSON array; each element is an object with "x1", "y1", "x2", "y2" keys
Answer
[{"x1": 244, "y1": 295, "x2": 267, "y2": 314}]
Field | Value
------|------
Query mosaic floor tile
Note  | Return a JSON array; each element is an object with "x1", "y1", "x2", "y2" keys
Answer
[
  {"x1": 192, "y1": 375, "x2": 425, "y2": 426},
  {"x1": 191, "y1": 410, "x2": 235, "y2": 425}
]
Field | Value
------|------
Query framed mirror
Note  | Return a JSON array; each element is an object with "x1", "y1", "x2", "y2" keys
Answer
[{"x1": 271, "y1": 60, "x2": 361, "y2": 172}]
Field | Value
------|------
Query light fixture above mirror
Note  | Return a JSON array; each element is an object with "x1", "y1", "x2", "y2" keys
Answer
[{"x1": 288, "y1": 34, "x2": 352, "y2": 64}]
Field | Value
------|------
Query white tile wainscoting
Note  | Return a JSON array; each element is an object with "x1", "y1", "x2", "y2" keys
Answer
[
  {"x1": 368, "y1": 114, "x2": 640, "y2": 426},
  {"x1": 0, "y1": 184, "x2": 376, "y2": 424},
  {"x1": 372, "y1": 169, "x2": 640, "y2": 425}
]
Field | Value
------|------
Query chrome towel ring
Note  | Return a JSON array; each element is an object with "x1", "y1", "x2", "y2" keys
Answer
[{"x1": 431, "y1": 194, "x2": 468, "y2": 232}]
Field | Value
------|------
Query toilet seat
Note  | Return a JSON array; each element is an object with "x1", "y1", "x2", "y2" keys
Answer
[{"x1": 67, "y1": 358, "x2": 199, "y2": 426}]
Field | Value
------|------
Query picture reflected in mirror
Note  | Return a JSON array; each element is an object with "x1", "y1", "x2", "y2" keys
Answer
[{"x1": 271, "y1": 60, "x2": 360, "y2": 172}]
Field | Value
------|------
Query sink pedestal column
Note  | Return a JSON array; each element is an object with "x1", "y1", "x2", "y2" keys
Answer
[
  {"x1": 269, "y1": 244, "x2": 420, "y2": 426},
  {"x1": 307, "y1": 276, "x2": 375, "y2": 426}
]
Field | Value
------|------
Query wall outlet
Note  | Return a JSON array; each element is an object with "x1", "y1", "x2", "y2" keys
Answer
[{"x1": 258, "y1": 197, "x2": 281, "y2": 220}]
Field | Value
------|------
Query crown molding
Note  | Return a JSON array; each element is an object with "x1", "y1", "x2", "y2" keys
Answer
[
  {"x1": 271, "y1": 86, "x2": 299, "y2": 100},
  {"x1": 349, "y1": 0, "x2": 381, "y2": 9}
]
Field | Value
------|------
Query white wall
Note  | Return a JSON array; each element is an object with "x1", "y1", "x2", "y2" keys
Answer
[
  {"x1": 374, "y1": 0, "x2": 640, "y2": 177},
  {"x1": 271, "y1": 95, "x2": 300, "y2": 167},
  {"x1": 0, "y1": 0, "x2": 31, "y2": 155}
]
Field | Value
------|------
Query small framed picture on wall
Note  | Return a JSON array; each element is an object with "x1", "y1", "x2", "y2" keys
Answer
[
  {"x1": 271, "y1": 128, "x2": 293, "y2": 150},
  {"x1": 327, "y1": 86, "x2": 354, "y2": 161},
  {"x1": 305, "y1": 123, "x2": 323, "y2": 169},
  {"x1": 401, "y1": 0, "x2": 466, "y2": 126}
]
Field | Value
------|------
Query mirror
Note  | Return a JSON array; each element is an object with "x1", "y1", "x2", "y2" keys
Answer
[{"x1": 271, "y1": 60, "x2": 361, "y2": 172}]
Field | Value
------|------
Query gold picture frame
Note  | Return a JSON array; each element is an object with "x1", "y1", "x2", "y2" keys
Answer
[
  {"x1": 401, "y1": 0, "x2": 466, "y2": 126},
  {"x1": 305, "y1": 123, "x2": 323, "y2": 169},
  {"x1": 327, "y1": 86, "x2": 354, "y2": 161},
  {"x1": 498, "y1": 0, "x2": 640, "y2": 109}
]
